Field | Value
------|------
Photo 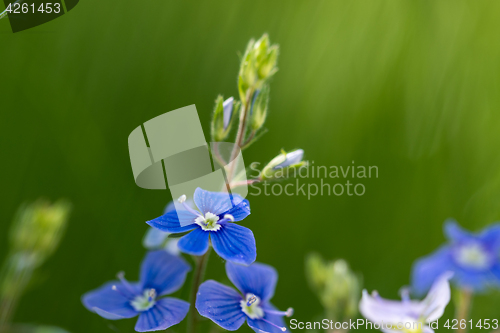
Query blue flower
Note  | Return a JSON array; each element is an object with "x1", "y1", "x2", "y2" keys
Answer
[
  {"x1": 412, "y1": 219, "x2": 500, "y2": 294},
  {"x1": 146, "y1": 188, "x2": 255, "y2": 265},
  {"x1": 82, "y1": 250, "x2": 190, "y2": 332},
  {"x1": 196, "y1": 261, "x2": 293, "y2": 333}
]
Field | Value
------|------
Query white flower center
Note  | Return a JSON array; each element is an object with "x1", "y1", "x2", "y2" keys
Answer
[
  {"x1": 130, "y1": 288, "x2": 156, "y2": 312},
  {"x1": 455, "y1": 243, "x2": 491, "y2": 270},
  {"x1": 240, "y1": 293, "x2": 264, "y2": 319},
  {"x1": 195, "y1": 212, "x2": 221, "y2": 231}
]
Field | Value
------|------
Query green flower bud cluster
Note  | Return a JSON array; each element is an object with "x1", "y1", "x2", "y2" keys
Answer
[
  {"x1": 238, "y1": 34, "x2": 278, "y2": 105},
  {"x1": 211, "y1": 34, "x2": 279, "y2": 160},
  {"x1": 305, "y1": 253, "x2": 362, "y2": 321}
]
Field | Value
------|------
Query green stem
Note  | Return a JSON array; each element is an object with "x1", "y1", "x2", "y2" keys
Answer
[
  {"x1": 456, "y1": 288, "x2": 472, "y2": 333},
  {"x1": 227, "y1": 88, "x2": 255, "y2": 183},
  {"x1": 211, "y1": 143, "x2": 227, "y2": 168},
  {"x1": 187, "y1": 249, "x2": 211, "y2": 333},
  {"x1": 240, "y1": 130, "x2": 256, "y2": 149},
  {"x1": 229, "y1": 179, "x2": 259, "y2": 189},
  {"x1": 0, "y1": 255, "x2": 34, "y2": 333}
]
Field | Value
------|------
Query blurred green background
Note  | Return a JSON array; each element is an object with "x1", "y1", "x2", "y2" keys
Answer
[{"x1": 2, "y1": 0, "x2": 500, "y2": 332}]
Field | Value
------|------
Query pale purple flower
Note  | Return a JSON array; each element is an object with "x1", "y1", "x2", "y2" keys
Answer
[{"x1": 359, "y1": 272, "x2": 453, "y2": 333}]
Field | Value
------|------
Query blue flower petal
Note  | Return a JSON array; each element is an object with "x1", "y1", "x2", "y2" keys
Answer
[
  {"x1": 82, "y1": 281, "x2": 139, "y2": 319},
  {"x1": 247, "y1": 302, "x2": 287, "y2": 333},
  {"x1": 194, "y1": 188, "x2": 234, "y2": 216},
  {"x1": 412, "y1": 246, "x2": 454, "y2": 296},
  {"x1": 147, "y1": 210, "x2": 198, "y2": 233},
  {"x1": 224, "y1": 198, "x2": 250, "y2": 222},
  {"x1": 487, "y1": 263, "x2": 500, "y2": 286},
  {"x1": 134, "y1": 298, "x2": 190, "y2": 332},
  {"x1": 453, "y1": 269, "x2": 493, "y2": 292},
  {"x1": 444, "y1": 219, "x2": 475, "y2": 243},
  {"x1": 226, "y1": 262, "x2": 277, "y2": 301},
  {"x1": 196, "y1": 280, "x2": 246, "y2": 331},
  {"x1": 140, "y1": 250, "x2": 191, "y2": 296},
  {"x1": 211, "y1": 224, "x2": 256, "y2": 265},
  {"x1": 178, "y1": 227, "x2": 210, "y2": 256},
  {"x1": 479, "y1": 223, "x2": 500, "y2": 251}
]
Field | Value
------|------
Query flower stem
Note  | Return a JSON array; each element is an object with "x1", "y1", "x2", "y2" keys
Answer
[
  {"x1": 0, "y1": 255, "x2": 34, "y2": 333},
  {"x1": 456, "y1": 288, "x2": 473, "y2": 333},
  {"x1": 229, "y1": 179, "x2": 259, "y2": 189},
  {"x1": 187, "y1": 249, "x2": 211, "y2": 333},
  {"x1": 227, "y1": 88, "x2": 255, "y2": 183}
]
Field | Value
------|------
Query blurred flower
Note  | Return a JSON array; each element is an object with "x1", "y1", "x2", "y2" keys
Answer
[
  {"x1": 0, "y1": 199, "x2": 71, "y2": 329},
  {"x1": 260, "y1": 149, "x2": 306, "y2": 181},
  {"x1": 196, "y1": 261, "x2": 293, "y2": 333},
  {"x1": 82, "y1": 251, "x2": 190, "y2": 332},
  {"x1": 147, "y1": 188, "x2": 255, "y2": 265},
  {"x1": 143, "y1": 227, "x2": 169, "y2": 250},
  {"x1": 238, "y1": 34, "x2": 279, "y2": 104},
  {"x1": 305, "y1": 253, "x2": 361, "y2": 321},
  {"x1": 412, "y1": 219, "x2": 500, "y2": 295},
  {"x1": 142, "y1": 201, "x2": 194, "y2": 255},
  {"x1": 211, "y1": 96, "x2": 240, "y2": 142},
  {"x1": 142, "y1": 228, "x2": 180, "y2": 256},
  {"x1": 360, "y1": 272, "x2": 453, "y2": 333},
  {"x1": 10, "y1": 199, "x2": 71, "y2": 267}
]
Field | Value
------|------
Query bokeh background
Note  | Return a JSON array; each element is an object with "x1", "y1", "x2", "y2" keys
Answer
[{"x1": 2, "y1": 0, "x2": 500, "y2": 332}]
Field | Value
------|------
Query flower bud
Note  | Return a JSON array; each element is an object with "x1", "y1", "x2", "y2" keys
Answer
[
  {"x1": 306, "y1": 254, "x2": 361, "y2": 321},
  {"x1": 305, "y1": 253, "x2": 328, "y2": 290},
  {"x1": 238, "y1": 34, "x2": 279, "y2": 104},
  {"x1": 260, "y1": 149, "x2": 306, "y2": 181},
  {"x1": 250, "y1": 85, "x2": 269, "y2": 131},
  {"x1": 10, "y1": 199, "x2": 71, "y2": 267},
  {"x1": 211, "y1": 96, "x2": 240, "y2": 141}
]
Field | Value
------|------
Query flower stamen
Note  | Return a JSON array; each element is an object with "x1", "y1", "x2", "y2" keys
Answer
[
  {"x1": 130, "y1": 288, "x2": 157, "y2": 312},
  {"x1": 111, "y1": 285, "x2": 131, "y2": 299},
  {"x1": 264, "y1": 307, "x2": 294, "y2": 317},
  {"x1": 148, "y1": 288, "x2": 157, "y2": 302},
  {"x1": 240, "y1": 294, "x2": 264, "y2": 319},
  {"x1": 261, "y1": 318, "x2": 287, "y2": 331},
  {"x1": 116, "y1": 271, "x2": 137, "y2": 296},
  {"x1": 400, "y1": 287, "x2": 411, "y2": 303},
  {"x1": 247, "y1": 294, "x2": 257, "y2": 306},
  {"x1": 195, "y1": 212, "x2": 222, "y2": 231},
  {"x1": 177, "y1": 194, "x2": 202, "y2": 217}
]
